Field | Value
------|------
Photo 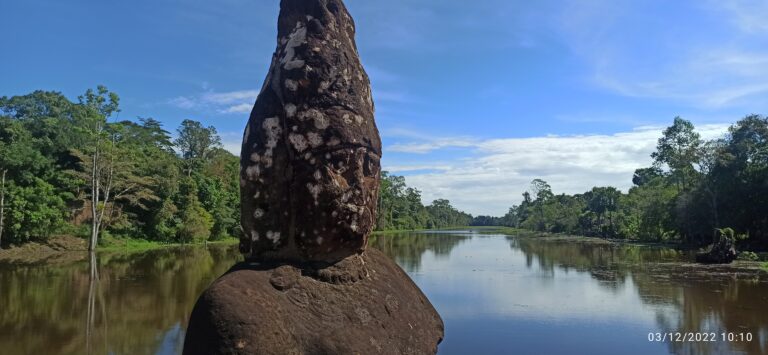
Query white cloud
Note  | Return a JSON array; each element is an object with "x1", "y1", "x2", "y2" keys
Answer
[
  {"x1": 169, "y1": 89, "x2": 258, "y2": 115},
  {"x1": 388, "y1": 138, "x2": 476, "y2": 154},
  {"x1": 168, "y1": 96, "x2": 196, "y2": 110},
  {"x1": 219, "y1": 119, "x2": 730, "y2": 216},
  {"x1": 219, "y1": 103, "x2": 253, "y2": 114},
  {"x1": 383, "y1": 164, "x2": 452, "y2": 173},
  {"x1": 202, "y1": 90, "x2": 259, "y2": 105},
  {"x1": 557, "y1": 0, "x2": 768, "y2": 109},
  {"x1": 389, "y1": 124, "x2": 730, "y2": 216},
  {"x1": 718, "y1": 0, "x2": 768, "y2": 34}
]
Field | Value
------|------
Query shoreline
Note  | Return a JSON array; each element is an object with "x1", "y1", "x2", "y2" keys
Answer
[
  {"x1": 0, "y1": 235, "x2": 239, "y2": 264},
  {"x1": 3, "y1": 228, "x2": 767, "y2": 271}
]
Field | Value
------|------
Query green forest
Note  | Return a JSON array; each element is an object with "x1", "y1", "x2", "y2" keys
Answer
[
  {"x1": 0, "y1": 87, "x2": 240, "y2": 250},
  {"x1": 2, "y1": 87, "x2": 766, "y2": 252},
  {"x1": 0, "y1": 87, "x2": 473, "y2": 250},
  {"x1": 475, "y1": 116, "x2": 768, "y2": 252}
]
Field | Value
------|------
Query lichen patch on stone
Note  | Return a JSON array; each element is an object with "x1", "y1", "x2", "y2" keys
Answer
[
  {"x1": 285, "y1": 79, "x2": 299, "y2": 91},
  {"x1": 307, "y1": 132, "x2": 323, "y2": 147},
  {"x1": 266, "y1": 231, "x2": 281, "y2": 245},
  {"x1": 285, "y1": 103, "x2": 297, "y2": 118},
  {"x1": 280, "y1": 22, "x2": 307, "y2": 67},
  {"x1": 246, "y1": 165, "x2": 261, "y2": 180},
  {"x1": 289, "y1": 133, "x2": 308, "y2": 152}
]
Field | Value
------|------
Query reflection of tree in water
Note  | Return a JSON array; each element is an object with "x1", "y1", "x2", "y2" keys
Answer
[
  {"x1": 509, "y1": 236, "x2": 768, "y2": 354},
  {"x1": 511, "y1": 237, "x2": 683, "y2": 289},
  {"x1": 634, "y1": 268, "x2": 768, "y2": 355},
  {"x1": 369, "y1": 232, "x2": 470, "y2": 272},
  {"x1": 0, "y1": 244, "x2": 242, "y2": 355}
]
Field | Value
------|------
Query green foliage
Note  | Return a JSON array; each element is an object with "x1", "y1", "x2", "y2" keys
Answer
[
  {"x1": 149, "y1": 198, "x2": 180, "y2": 242},
  {"x1": 736, "y1": 251, "x2": 759, "y2": 261},
  {"x1": 376, "y1": 172, "x2": 472, "y2": 231},
  {"x1": 0, "y1": 89, "x2": 241, "y2": 247},
  {"x1": 652, "y1": 116, "x2": 701, "y2": 191},
  {"x1": 501, "y1": 115, "x2": 768, "y2": 252},
  {"x1": 175, "y1": 120, "x2": 222, "y2": 175},
  {"x1": 426, "y1": 198, "x2": 473, "y2": 229},
  {"x1": 176, "y1": 202, "x2": 214, "y2": 243},
  {"x1": 3, "y1": 178, "x2": 66, "y2": 243}
]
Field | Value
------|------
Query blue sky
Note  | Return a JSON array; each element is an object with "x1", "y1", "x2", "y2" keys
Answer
[{"x1": 2, "y1": 0, "x2": 767, "y2": 215}]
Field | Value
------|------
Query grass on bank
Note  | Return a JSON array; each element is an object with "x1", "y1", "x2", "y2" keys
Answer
[{"x1": 97, "y1": 235, "x2": 239, "y2": 253}]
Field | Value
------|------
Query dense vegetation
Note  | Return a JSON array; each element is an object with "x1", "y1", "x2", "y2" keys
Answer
[
  {"x1": 0, "y1": 88, "x2": 240, "y2": 248},
  {"x1": 488, "y1": 116, "x2": 768, "y2": 251},
  {"x1": 4, "y1": 88, "x2": 764, "y2": 251},
  {"x1": 375, "y1": 172, "x2": 473, "y2": 231},
  {"x1": 0, "y1": 87, "x2": 474, "y2": 249}
]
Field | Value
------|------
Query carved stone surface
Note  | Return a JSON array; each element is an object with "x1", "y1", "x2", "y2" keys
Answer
[
  {"x1": 183, "y1": 248, "x2": 444, "y2": 355},
  {"x1": 240, "y1": 0, "x2": 382, "y2": 264},
  {"x1": 184, "y1": 1, "x2": 444, "y2": 353}
]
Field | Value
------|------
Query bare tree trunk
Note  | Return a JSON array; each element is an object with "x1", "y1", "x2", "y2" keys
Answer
[
  {"x1": 90, "y1": 148, "x2": 100, "y2": 252},
  {"x1": 97, "y1": 137, "x2": 116, "y2": 237},
  {"x1": 0, "y1": 169, "x2": 6, "y2": 248}
]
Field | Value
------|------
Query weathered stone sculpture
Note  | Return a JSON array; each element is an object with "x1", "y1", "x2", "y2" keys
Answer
[
  {"x1": 239, "y1": 0, "x2": 381, "y2": 264},
  {"x1": 696, "y1": 231, "x2": 737, "y2": 264},
  {"x1": 184, "y1": 1, "x2": 443, "y2": 354}
]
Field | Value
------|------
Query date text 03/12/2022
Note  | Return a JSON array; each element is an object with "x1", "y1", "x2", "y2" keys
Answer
[{"x1": 648, "y1": 332, "x2": 754, "y2": 343}]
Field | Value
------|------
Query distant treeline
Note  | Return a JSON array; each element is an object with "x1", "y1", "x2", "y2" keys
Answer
[
  {"x1": 0, "y1": 88, "x2": 240, "y2": 248},
  {"x1": 375, "y1": 172, "x2": 473, "y2": 231},
  {"x1": 474, "y1": 116, "x2": 768, "y2": 251}
]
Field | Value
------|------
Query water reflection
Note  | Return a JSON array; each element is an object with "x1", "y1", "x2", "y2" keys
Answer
[
  {"x1": 375, "y1": 230, "x2": 767, "y2": 355},
  {"x1": 86, "y1": 252, "x2": 106, "y2": 355},
  {"x1": 368, "y1": 231, "x2": 470, "y2": 272},
  {"x1": 0, "y1": 245, "x2": 242, "y2": 355},
  {"x1": 1, "y1": 231, "x2": 767, "y2": 355},
  {"x1": 506, "y1": 234, "x2": 768, "y2": 354}
]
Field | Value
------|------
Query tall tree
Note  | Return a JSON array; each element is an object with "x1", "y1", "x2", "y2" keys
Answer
[
  {"x1": 652, "y1": 117, "x2": 701, "y2": 191},
  {"x1": 78, "y1": 86, "x2": 120, "y2": 251},
  {"x1": 585, "y1": 186, "x2": 621, "y2": 237},
  {"x1": 174, "y1": 120, "x2": 222, "y2": 176},
  {"x1": 697, "y1": 140, "x2": 726, "y2": 234},
  {"x1": 528, "y1": 179, "x2": 553, "y2": 230}
]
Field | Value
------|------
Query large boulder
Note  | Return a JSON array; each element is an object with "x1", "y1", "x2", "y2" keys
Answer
[
  {"x1": 239, "y1": 0, "x2": 381, "y2": 264},
  {"x1": 183, "y1": 248, "x2": 444, "y2": 355}
]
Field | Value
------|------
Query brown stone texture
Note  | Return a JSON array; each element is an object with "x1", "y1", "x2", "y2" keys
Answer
[
  {"x1": 182, "y1": 248, "x2": 444, "y2": 355},
  {"x1": 188, "y1": 0, "x2": 444, "y2": 352},
  {"x1": 239, "y1": 0, "x2": 381, "y2": 264}
]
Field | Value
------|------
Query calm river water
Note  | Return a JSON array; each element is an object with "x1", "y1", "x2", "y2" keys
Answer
[{"x1": 1, "y1": 230, "x2": 767, "y2": 354}]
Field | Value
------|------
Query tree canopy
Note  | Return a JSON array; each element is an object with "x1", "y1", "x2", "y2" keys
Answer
[{"x1": 492, "y1": 116, "x2": 768, "y2": 251}]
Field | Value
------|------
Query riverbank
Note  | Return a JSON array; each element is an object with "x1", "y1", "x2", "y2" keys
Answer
[
  {"x1": 494, "y1": 227, "x2": 768, "y2": 269},
  {"x1": 0, "y1": 235, "x2": 239, "y2": 264},
  {"x1": 1, "y1": 229, "x2": 446, "y2": 264}
]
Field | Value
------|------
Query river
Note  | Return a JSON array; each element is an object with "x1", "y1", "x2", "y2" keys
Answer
[{"x1": 1, "y1": 229, "x2": 766, "y2": 354}]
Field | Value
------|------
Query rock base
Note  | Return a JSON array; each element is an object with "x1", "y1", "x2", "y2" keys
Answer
[{"x1": 183, "y1": 248, "x2": 443, "y2": 355}]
